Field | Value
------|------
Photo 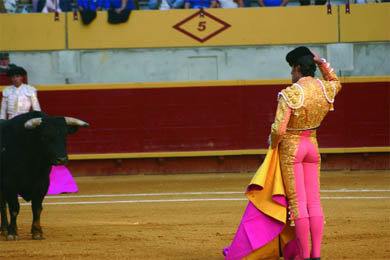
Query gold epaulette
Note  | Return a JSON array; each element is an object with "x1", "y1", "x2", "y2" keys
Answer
[
  {"x1": 316, "y1": 79, "x2": 336, "y2": 111},
  {"x1": 278, "y1": 83, "x2": 304, "y2": 109}
]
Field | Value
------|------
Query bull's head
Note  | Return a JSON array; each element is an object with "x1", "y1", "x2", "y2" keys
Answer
[{"x1": 24, "y1": 116, "x2": 89, "y2": 165}]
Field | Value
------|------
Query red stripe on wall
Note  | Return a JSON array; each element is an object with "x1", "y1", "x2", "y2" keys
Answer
[{"x1": 3, "y1": 81, "x2": 389, "y2": 154}]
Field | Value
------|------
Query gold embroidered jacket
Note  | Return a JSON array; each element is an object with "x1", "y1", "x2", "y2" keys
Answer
[{"x1": 270, "y1": 60, "x2": 342, "y2": 147}]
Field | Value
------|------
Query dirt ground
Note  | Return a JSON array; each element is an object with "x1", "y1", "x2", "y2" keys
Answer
[{"x1": 0, "y1": 170, "x2": 389, "y2": 260}]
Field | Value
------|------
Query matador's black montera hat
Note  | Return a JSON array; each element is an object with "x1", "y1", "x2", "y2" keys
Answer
[{"x1": 286, "y1": 46, "x2": 314, "y2": 66}]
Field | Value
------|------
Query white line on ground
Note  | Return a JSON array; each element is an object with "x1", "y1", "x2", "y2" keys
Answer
[
  {"x1": 41, "y1": 189, "x2": 390, "y2": 199},
  {"x1": 19, "y1": 196, "x2": 390, "y2": 206}
]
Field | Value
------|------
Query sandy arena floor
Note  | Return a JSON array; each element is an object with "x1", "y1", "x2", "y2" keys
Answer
[{"x1": 0, "y1": 170, "x2": 389, "y2": 260}]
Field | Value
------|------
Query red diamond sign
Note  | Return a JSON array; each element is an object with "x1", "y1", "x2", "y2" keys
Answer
[{"x1": 173, "y1": 10, "x2": 231, "y2": 43}]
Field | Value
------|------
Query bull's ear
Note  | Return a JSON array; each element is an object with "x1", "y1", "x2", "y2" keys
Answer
[{"x1": 67, "y1": 125, "x2": 79, "y2": 135}]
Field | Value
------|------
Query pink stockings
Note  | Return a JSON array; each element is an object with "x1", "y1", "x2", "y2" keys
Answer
[
  {"x1": 292, "y1": 131, "x2": 324, "y2": 259},
  {"x1": 295, "y1": 216, "x2": 323, "y2": 259}
]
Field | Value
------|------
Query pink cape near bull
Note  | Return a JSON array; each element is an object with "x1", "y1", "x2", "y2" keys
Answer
[{"x1": 0, "y1": 111, "x2": 88, "y2": 240}]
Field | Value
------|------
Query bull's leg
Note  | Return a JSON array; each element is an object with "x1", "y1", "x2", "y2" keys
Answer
[
  {"x1": 0, "y1": 196, "x2": 8, "y2": 237},
  {"x1": 31, "y1": 200, "x2": 44, "y2": 240},
  {"x1": 6, "y1": 195, "x2": 19, "y2": 241}
]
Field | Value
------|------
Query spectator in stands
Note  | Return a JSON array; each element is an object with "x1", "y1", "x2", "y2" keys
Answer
[
  {"x1": 149, "y1": 0, "x2": 185, "y2": 10},
  {"x1": 104, "y1": 0, "x2": 137, "y2": 24},
  {"x1": 0, "y1": 0, "x2": 5, "y2": 12},
  {"x1": 258, "y1": 0, "x2": 288, "y2": 6},
  {"x1": 299, "y1": 0, "x2": 325, "y2": 5},
  {"x1": 37, "y1": 0, "x2": 72, "y2": 12},
  {"x1": 78, "y1": 0, "x2": 104, "y2": 25},
  {"x1": 2, "y1": 0, "x2": 17, "y2": 12},
  {"x1": 78, "y1": 0, "x2": 104, "y2": 10},
  {"x1": 184, "y1": 0, "x2": 217, "y2": 8},
  {"x1": 104, "y1": 0, "x2": 138, "y2": 11},
  {"x1": 218, "y1": 0, "x2": 244, "y2": 7},
  {"x1": 0, "y1": 53, "x2": 25, "y2": 86}
]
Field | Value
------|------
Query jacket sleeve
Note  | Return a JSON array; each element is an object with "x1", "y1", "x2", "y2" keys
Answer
[
  {"x1": 30, "y1": 90, "x2": 41, "y2": 112},
  {"x1": 318, "y1": 59, "x2": 342, "y2": 95},
  {"x1": 270, "y1": 97, "x2": 291, "y2": 148},
  {"x1": 0, "y1": 96, "x2": 7, "y2": 120}
]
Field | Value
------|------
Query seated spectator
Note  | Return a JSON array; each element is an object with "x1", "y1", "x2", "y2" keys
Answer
[
  {"x1": 218, "y1": 0, "x2": 244, "y2": 7},
  {"x1": 104, "y1": 0, "x2": 138, "y2": 11},
  {"x1": 104, "y1": 0, "x2": 137, "y2": 24},
  {"x1": 299, "y1": 0, "x2": 325, "y2": 5},
  {"x1": 157, "y1": 0, "x2": 185, "y2": 10},
  {"x1": 2, "y1": 0, "x2": 17, "y2": 13},
  {"x1": 184, "y1": 0, "x2": 217, "y2": 8},
  {"x1": 78, "y1": 0, "x2": 104, "y2": 11},
  {"x1": 78, "y1": 0, "x2": 104, "y2": 25},
  {"x1": 258, "y1": 0, "x2": 288, "y2": 6},
  {"x1": 37, "y1": 0, "x2": 71, "y2": 12}
]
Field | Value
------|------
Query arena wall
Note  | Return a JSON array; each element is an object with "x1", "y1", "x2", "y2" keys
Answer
[
  {"x1": 1, "y1": 4, "x2": 389, "y2": 174},
  {"x1": 1, "y1": 77, "x2": 388, "y2": 174}
]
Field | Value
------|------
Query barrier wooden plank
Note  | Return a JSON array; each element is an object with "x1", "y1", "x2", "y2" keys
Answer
[
  {"x1": 67, "y1": 6, "x2": 338, "y2": 49},
  {"x1": 340, "y1": 3, "x2": 390, "y2": 42},
  {"x1": 0, "y1": 13, "x2": 66, "y2": 51}
]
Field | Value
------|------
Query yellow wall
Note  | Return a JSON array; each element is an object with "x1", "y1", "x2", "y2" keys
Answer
[
  {"x1": 340, "y1": 3, "x2": 390, "y2": 42},
  {"x1": 0, "y1": 4, "x2": 389, "y2": 51},
  {"x1": 67, "y1": 6, "x2": 338, "y2": 49},
  {"x1": 0, "y1": 13, "x2": 66, "y2": 51}
]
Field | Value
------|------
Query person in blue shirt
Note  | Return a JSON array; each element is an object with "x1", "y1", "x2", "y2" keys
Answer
[
  {"x1": 103, "y1": 0, "x2": 138, "y2": 12},
  {"x1": 258, "y1": 0, "x2": 288, "y2": 6},
  {"x1": 184, "y1": 0, "x2": 217, "y2": 8},
  {"x1": 78, "y1": 0, "x2": 104, "y2": 11}
]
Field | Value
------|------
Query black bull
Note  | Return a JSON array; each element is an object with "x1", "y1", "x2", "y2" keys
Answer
[{"x1": 0, "y1": 111, "x2": 88, "y2": 240}]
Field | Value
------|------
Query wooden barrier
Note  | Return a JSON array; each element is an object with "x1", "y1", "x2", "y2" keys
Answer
[
  {"x1": 1, "y1": 4, "x2": 389, "y2": 51},
  {"x1": 2, "y1": 77, "x2": 388, "y2": 159},
  {"x1": 0, "y1": 13, "x2": 66, "y2": 51}
]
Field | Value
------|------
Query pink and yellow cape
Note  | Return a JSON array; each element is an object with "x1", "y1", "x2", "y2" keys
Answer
[{"x1": 224, "y1": 147, "x2": 298, "y2": 260}]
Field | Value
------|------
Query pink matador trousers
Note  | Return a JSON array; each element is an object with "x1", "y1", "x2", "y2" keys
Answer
[{"x1": 279, "y1": 130, "x2": 324, "y2": 259}]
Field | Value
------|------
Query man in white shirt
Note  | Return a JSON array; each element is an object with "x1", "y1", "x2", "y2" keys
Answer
[{"x1": 0, "y1": 67, "x2": 41, "y2": 120}]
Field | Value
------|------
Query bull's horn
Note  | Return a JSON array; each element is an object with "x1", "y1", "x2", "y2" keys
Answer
[
  {"x1": 24, "y1": 118, "x2": 42, "y2": 129},
  {"x1": 65, "y1": 117, "x2": 89, "y2": 127}
]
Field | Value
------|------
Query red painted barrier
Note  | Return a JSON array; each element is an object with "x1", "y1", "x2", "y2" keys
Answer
[{"x1": 24, "y1": 81, "x2": 388, "y2": 155}]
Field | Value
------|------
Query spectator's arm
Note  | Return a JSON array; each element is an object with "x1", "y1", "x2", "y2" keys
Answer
[
  {"x1": 257, "y1": 0, "x2": 265, "y2": 6},
  {"x1": 184, "y1": 1, "x2": 190, "y2": 8},
  {"x1": 236, "y1": 0, "x2": 244, "y2": 7},
  {"x1": 280, "y1": 0, "x2": 288, "y2": 5},
  {"x1": 77, "y1": 0, "x2": 84, "y2": 10},
  {"x1": 210, "y1": 0, "x2": 217, "y2": 7},
  {"x1": 116, "y1": 0, "x2": 128, "y2": 12}
]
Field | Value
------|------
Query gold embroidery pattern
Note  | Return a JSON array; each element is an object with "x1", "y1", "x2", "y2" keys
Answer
[
  {"x1": 279, "y1": 132, "x2": 301, "y2": 219},
  {"x1": 279, "y1": 131, "x2": 320, "y2": 220},
  {"x1": 284, "y1": 77, "x2": 331, "y2": 131},
  {"x1": 278, "y1": 84, "x2": 304, "y2": 110},
  {"x1": 270, "y1": 98, "x2": 291, "y2": 148}
]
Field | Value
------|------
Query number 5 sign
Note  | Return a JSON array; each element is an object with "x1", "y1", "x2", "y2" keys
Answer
[{"x1": 173, "y1": 10, "x2": 231, "y2": 43}]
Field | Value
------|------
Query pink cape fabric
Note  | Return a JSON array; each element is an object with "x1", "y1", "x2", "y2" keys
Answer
[
  {"x1": 47, "y1": 165, "x2": 78, "y2": 195},
  {"x1": 224, "y1": 201, "x2": 286, "y2": 260},
  {"x1": 223, "y1": 147, "x2": 299, "y2": 260}
]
